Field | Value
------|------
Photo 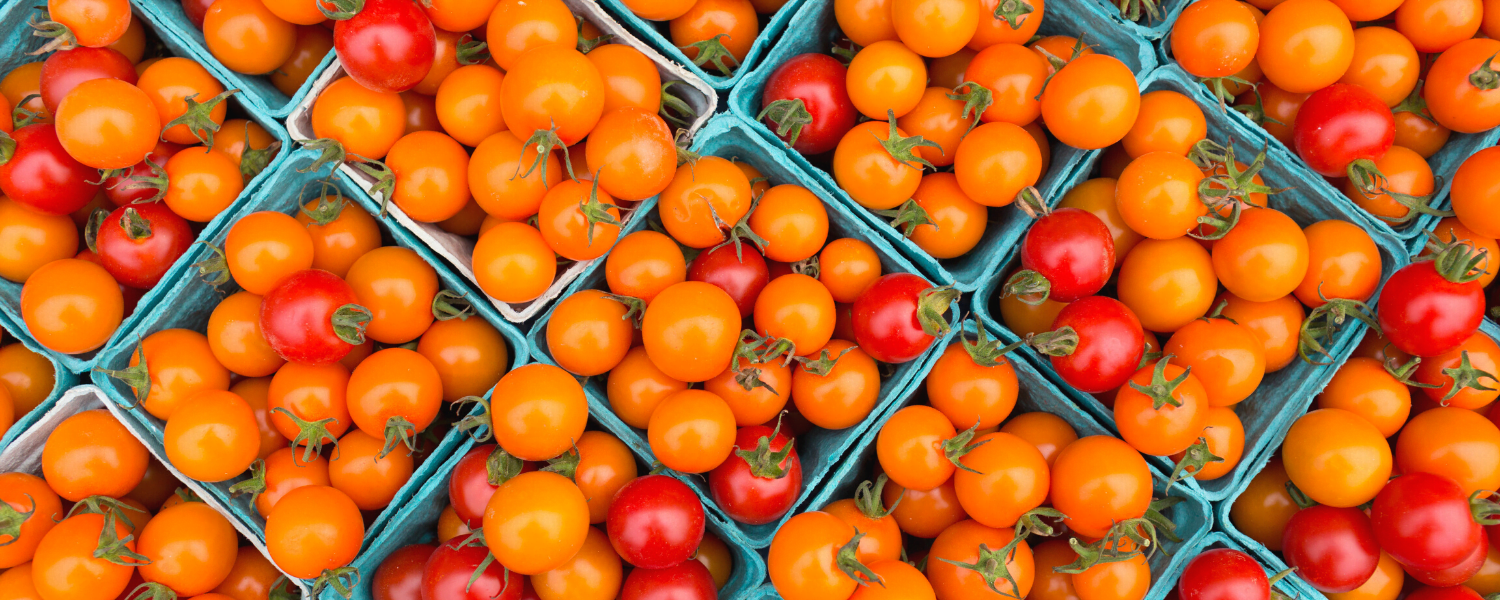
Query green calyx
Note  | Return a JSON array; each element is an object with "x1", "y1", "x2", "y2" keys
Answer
[
  {"x1": 877, "y1": 109, "x2": 941, "y2": 170},
  {"x1": 190, "y1": 241, "x2": 231, "y2": 286},
  {"x1": 1440, "y1": 350, "x2": 1498, "y2": 403},
  {"x1": 1232, "y1": 86, "x2": 1282, "y2": 128},
  {"x1": 160, "y1": 89, "x2": 240, "y2": 148},
  {"x1": 1470, "y1": 490, "x2": 1500, "y2": 525},
  {"x1": 0, "y1": 493, "x2": 37, "y2": 547},
  {"x1": 27, "y1": 17, "x2": 78, "y2": 55},
  {"x1": 1384, "y1": 355, "x2": 1438, "y2": 388},
  {"x1": 947, "y1": 82, "x2": 992, "y2": 135},
  {"x1": 331, "y1": 303, "x2": 373, "y2": 345},
  {"x1": 729, "y1": 329, "x2": 793, "y2": 394},
  {"x1": 1115, "y1": 0, "x2": 1160, "y2": 21},
  {"x1": 299, "y1": 138, "x2": 348, "y2": 174},
  {"x1": 681, "y1": 34, "x2": 740, "y2": 75},
  {"x1": 119, "y1": 208, "x2": 153, "y2": 241},
  {"x1": 1199, "y1": 75, "x2": 1254, "y2": 110},
  {"x1": 380, "y1": 415, "x2": 419, "y2": 459},
  {"x1": 0, "y1": 130, "x2": 13, "y2": 167},
  {"x1": 122, "y1": 582, "x2": 177, "y2": 600},
  {"x1": 300, "y1": 192, "x2": 347, "y2": 226},
  {"x1": 239, "y1": 132, "x2": 280, "y2": 183},
  {"x1": 757, "y1": 99, "x2": 813, "y2": 148},
  {"x1": 992, "y1": 0, "x2": 1033, "y2": 29},
  {"x1": 84, "y1": 209, "x2": 107, "y2": 256},
  {"x1": 487, "y1": 444, "x2": 525, "y2": 486},
  {"x1": 317, "y1": 0, "x2": 365, "y2": 20},
  {"x1": 1001, "y1": 270, "x2": 1052, "y2": 305},
  {"x1": 1394, "y1": 80, "x2": 1436, "y2": 123},
  {"x1": 433, "y1": 289, "x2": 475, "y2": 321},
  {"x1": 941, "y1": 506, "x2": 1066, "y2": 597},
  {"x1": 1028, "y1": 326, "x2": 1079, "y2": 357},
  {"x1": 1427, "y1": 230, "x2": 1492, "y2": 284},
  {"x1": 310, "y1": 566, "x2": 361, "y2": 599},
  {"x1": 942, "y1": 422, "x2": 992, "y2": 475},
  {"x1": 707, "y1": 192, "x2": 770, "y2": 263},
  {"x1": 1297, "y1": 287, "x2": 1379, "y2": 365},
  {"x1": 1127, "y1": 355, "x2": 1191, "y2": 410},
  {"x1": 578, "y1": 173, "x2": 621, "y2": 246},
  {"x1": 575, "y1": 16, "x2": 612, "y2": 54},
  {"x1": 961, "y1": 318, "x2": 1016, "y2": 368},
  {"x1": 12, "y1": 94, "x2": 45, "y2": 129},
  {"x1": 660, "y1": 80, "x2": 697, "y2": 131},
  {"x1": 458, "y1": 36, "x2": 491, "y2": 65},
  {"x1": 92, "y1": 508, "x2": 153, "y2": 567},
  {"x1": 452, "y1": 396, "x2": 495, "y2": 444},
  {"x1": 734, "y1": 415, "x2": 795, "y2": 479},
  {"x1": 270, "y1": 407, "x2": 343, "y2": 465},
  {"x1": 544, "y1": 443, "x2": 582, "y2": 480},
  {"x1": 1285, "y1": 481, "x2": 1315, "y2": 509},
  {"x1": 1033, "y1": 36, "x2": 1092, "y2": 99},
  {"x1": 874, "y1": 198, "x2": 936, "y2": 239},
  {"x1": 791, "y1": 255, "x2": 820, "y2": 278},
  {"x1": 350, "y1": 157, "x2": 396, "y2": 217},
  {"x1": 837, "y1": 529, "x2": 884, "y2": 586},
  {"x1": 917, "y1": 285, "x2": 960, "y2": 337},
  {"x1": 854, "y1": 475, "x2": 901, "y2": 520},
  {"x1": 228, "y1": 459, "x2": 268, "y2": 503},
  {"x1": 514, "y1": 122, "x2": 576, "y2": 184},
  {"x1": 1470, "y1": 53, "x2": 1500, "y2": 91},
  {"x1": 1055, "y1": 496, "x2": 1184, "y2": 574},
  {"x1": 1166, "y1": 437, "x2": 1223, "y2": 491},
  {"x1": 95, "y1": 343, "x2": 151, "y2": 410},
  {"x1": 795, "y1": 344, "x2": 856, "y2": 377},
  {"x1": 268, "y1": 577, "x2": 299, "y2": 600},
  {"x1": 113, "y1": 157, "x2": 171, "y2": 205},
  {"x1": 603, "y1": 293, "x2": 647, "y2": 328}
]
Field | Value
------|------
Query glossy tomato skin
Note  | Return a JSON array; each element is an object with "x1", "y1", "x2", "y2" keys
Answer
[
  {"x1": 39, "y1": 46, "x2": 138, "y2": 114},
  {"x1": 851, "y1": 273, "x2": 948, "y2": 364},
  {"x1": 1407, "y1": 536, "x2": 1488, "y2": 587},
  {"x1": 1018, "y1": 207, "x2": 1115, "y2": 302},
  {"x1": 0, "y1": 123, "x2": 100, "y2": 216},
  {"x1": 760, "y1": 53, "x2": 858, "y2": 155},
  {"x1": 1292, "y1": 83, "x2": 1395, "y2": 178},
  {"x1": 606, "y1": 474, "x2": 706, "y2": 569},
  {"x1": 1370, "y1": 472, "x2": 1483, "y2": 571},
  {"x1": 1177, "y1": 548, "x2": 1270, "y2": 600},
  {"x1": 102, "y1": 143, "x2": 185, "y2": 206},
  {"x1": 688, "y1": 243, "x2": 771, "y2": 319},
  {"x1": 334, "y1": 0, "x2": 436, "y2": 93},
  {"x1": 1407, "y1": 586, "x2": 1486, "y2": 600},
  {"x1": 420, "y1": 535, "x2": 523, "y2": 600},
  {"x1": 1375, "y1": 260, "x2": 1485, "y2": 357},
  {"x1": 1047, "y1": 296, "x2": 1146, "y2": 393},
  {"x1": 620, "y1": 560, "x2": 718, "y2": 600},
  {"x1": 94, "y1": 204, "x2": 193, "y2": 290},
  {"x1": 447, "y1": 443, "x2": 538, "y2": 529},
  {"x1": 260, "y1": 269, "x2": 364, "y2": 365},
  {"x1": 373, "y1": 543, "x2": 436, "y2": 600},
  {"x1": 1281, "y1": 506, "x2": 1380, "y2": 593},
  {"x1": 708, "y1": 425, "x2": 803, "y2": 526}
]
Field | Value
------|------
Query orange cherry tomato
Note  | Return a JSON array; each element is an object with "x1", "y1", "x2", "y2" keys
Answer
[
  {"x1": 835, "y1": 0, "x2": 898, "y2": 47},
  {"x1": 1282, "y1": 408, "x2": 1393, "y2": 507},
  {"x1": 137, "y1": 58, "x2": 229, "y2": 146},
  {"x1": 537, "y1": 179, "x2": 623, "y2": 261},
  {"x1": 928, "y1": 520, "x2": 1035, "y2": 599},
  {"x1": 1395, "y1": 0, "x2": 1482, "y2": 54},
  {"x1": 434, "y1": 64, "x2": 507, "y2": 147},
  {"x1": 1339, "y1": 26, "x2": 1419, "y2": 107},
  {"x1": 953, "y1": 432, "x2": 1049, "y2": 528},
  {"x1": 20, "y1": 259, "x2": 124, "y2": 354},
  {"x1": 1414, "y1": 332, "x2": 1500, "y2": 410},
  {"x1": 818, "y1": 238, "x2": 882, "y2": 304},
  {"x1": 791, "y1": 339, "x2": 881, "y2": 429},
  {"x1": 296, "y1": 195, "x2": 382, "y2": 278},
  {"x1": 1171, "y1": 0, "x2": 1260, "y2": 79},
  {"x1": 163, "y1": 389, "x2": 260, "y2": 482},
  {"x1": 1450, "y1": 146, "x2": 1500, "y2": 238},
  {"x1": 229, "y1": 377, "x2": 286, "y2": 459},
  {"x1": 1395, "y1": 406, "x2": 1500, "y2": 492},
  {"x1": 385, "y1": 131, "x2": 471, "y2": 222},
  {"x1": 641, "y1": 281, "x2": 742, "y2": 382},
  {"x1": 164, "y1": 147, "x2": 246, "y2": 222},
  {"x1": 1316, "y1": 357, "x2": 1411, "y2": 438},
  {"x1": 658, "y1": 156, "x2": 753, "y2": 248},
  {"x1": 894, "y1": 88, "x2": 972, "y2": 168},
  {"x1": 1216, "y1": 291, "x2": 1303, "y2": 372},
  {"x1": 264, "y1": 485, "x2": 364, "y2": 579},
  {"x1": 116, "y1": 328, "x2": 232, "y2": 420},
  {"x1": 137, "y1": 502, "x2": 238, "y2": 596},
  {"x1": 1295, "y1": 219, "x2": 1381, "y2": 307},
  {"x1": 1342, "y1": 145, "x2": 1435, "y2": 226},
  {"x1": 587, "y1": 45, "x2": 663, "y2": 115},
  {"x1": 547, "y1": 290, "x2": 634, "y2": 377},
  {"x1": 926, "y1": 339, "x2": 1018, "y2": 430},
  {"x1": 570, "y1": 431, "x2": 639, "y2": 524},
  {"x1": 0, "y1": 342, "x2": 57, "y2": 418},
  {"x1": 1169, "y1": 405, "x2": 1245, "y2": 481},
  {"x1": 1117, "y1": 237, "x2": 1217, "y2": 333},
  {"x1": 891, "y1": 0, "x2": 977, "y2": 58},
  {"x1": 755, "y1": 273, "x2": 836, "y2": 357},
  {"x1": 671, "y1": 0, "x2": 759, "y2": 68},
  {"x1": 225, "y1": 211, "x2": 315, "y2": 296},
  {"x1": 311, "y1": 76, "x2": 405, "y2": 160},
  {"x1": 1394, "y1": 106, "x2": 1451, "y2": 159},
  {"x1": 878, "y1": 405, "x2": 961, "y2": 491},
  {"x1": 490, "y1": 364, "x2": 588, "y2": 461},
  {"x1": 215, "y1": 119, "x2": 279, "y2": 171},
  {"x1": 1166, "y1": 316, "x2": 1266, "y2": 407},
  {"x1": 768, "y1": 511, "x2": 862, "y2": 600},
  {"x1": 42, "y1": 409, "x2": 148, "y2": 501},
  {"x1": 882, "y1": 476, "x2": 967, "y2": 538},
  {"x1": 1049, "y1": 436, "x2": 1152, "y2": 538},
  {"x1": 54, "y1": 78, "x2": 159, "y2": 170},
  {"x1": 823, "y1": 481, "x2": 903, "y2": 565},
  {"x1": 1113, "y1": 361, "x2": 1210, "y2": 456},
  {"x1": 749, "y1": 184, "x2": 830, "y2": 263},
  {"x1": 1039, "y1": 54, "x2": 1140, "y2": 150},
  {"x1": 604, "y1": 231, "x2": 687, "y2": 304},
  {"x1": 346, "y1": 247, "x2": 439, "y2": 344},
  {"x1": 999, "y1": 412, "x2": 1078, "y2": 466},
  {"x1": 254, "y1": 446, "x2": 330, "y2": 516},
  {"x1": 473, "y1": 222, "x2": 557, "y2": 304},
  {"x1": 268, "y1": 361, "x2": 352, "y2": 451},
  {"x1": 203, "y1": 0, "x2": 298, "y2": 75},
  {"x1": 585, "y1": 107, "x2": 675, "y2": 202},
  {"x1": 607, "y1": 345, "x2": 689, "y2": 428},
  {"x1": 213, "y1": 546, "x2": 284, "y2": 600},
  {"x1": 648, "y1": 389, "x2": 737, "y2": 473},
  {"x1": 845, "y1": 41, "x2": 927, "y2": 120},
  {"x1": 0, "y1": 196, "x2": 78, "y2": 283},
  {"x1": 968, "y1": 0, "x2": 1042, "y2": 51},
  {"x1": 1229, "y1": 456, "x2": 1298, "y2": 550},
  {"x1": 484, "y1": 471, "x2": 589, "y2": 575},
  {"x1": 1115, "y1": 151, "x2": 1207, "y2": 240},
  {"x1": 906, "y1": 172, "x2": 987, "y2": 259},
  {"x1": 1256, "y1": 0, "x2": 1355, "y2": 93},
  {"x1": 953, "y1": 121, "x2": 1043, "y2": 208},
  {"x1": 417, "y1": 316, "x2": 511, "y2": 401},
  {"x1": 529, "y1": 526, "x2": 622, "y2": 600},
  {"x1": 346, "y1": 348, "x2": 442, "y2": 450},
  {"x1": 30, "y1": 513, "x2": 135, "y2": 600},
  {"x1": 0, "y1": 473, "x2": 62, "y2": 569},
  {"x1": 499, "y1": 45, "x2": 604, "y2": 146},
  {"x1": 1122, "y1": 90, "x2": 1207, "y2": 158},
  {"x1": 328, "y1": 428, "x2": 414, "y2": 510},
  {"x1": 1212, "y1": 208, "x2": 1309, "y2": 303}
]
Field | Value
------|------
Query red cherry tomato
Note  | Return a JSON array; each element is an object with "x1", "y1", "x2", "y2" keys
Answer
[
  {"x1": 259, "y1": 269, "x2": 368, "y2": 365},
  {"x1": 0, "y1": 123, "x2": 99, "y2": 216},
  {"x1": 1407, "y1": 536, "x2": 1488, "y2": 587},
  {"x1": 420, "y1": 534, "x2": 523, "y2": 600},
  {"x1": 371, "y1": 543, "x2": 435, "y2": 600},
  {"x1": 851, "y1": 272, "x2": 954, "y2": 364},
  {"x1": 1370, "y1": 472, "x2": 1483, "y2": 571},
  {"x1": 1375, "y1": 257, "x2": 1486, "y2": 357},
  {"x1": 101, "y1": 142, "x2": 184, "y2": 207},
  {"x1": 93, "y1": 203, "x2": 193, "y2": 289},
  {"x1": 620, "y1": 560, "x2": 718, "y2": 600},
  {"x1": 708, "y1": 424, "x2": 803, "y2": 526},
  {"x1": 1292, "y1": 83, "x2": 1395, "y2": 178},
  {"x1": 333, "y1": 0, "x2": 436, "y2": 93},
  {"x1": 759, "y1": 53, "x2": 858, "y2": 155},
  {"x1": 1177, "y1": 548, "x2": 1271, "y2": 600},
  {"x1": 606, "y1": 474, "x2": 705, "y2": 569},
  {"x1": 39, "y1": 46, "x2": 137, "y2": 115},
  {"x1": 688, "y1": 243, "x2": 771, "y2": 319},
  {"x1": 1407, "y1": 586, "x2": 1486, "y2": 600},
  {"x1": 1281, "y1": 505, "x2": 1380, "y2": 593},
  {"x1": 1011, "y1": 207, "x2": 1115, "y2": 303},
  {"x1": 1041, "y1": 296, "x2": 1146, "y2": 393}
]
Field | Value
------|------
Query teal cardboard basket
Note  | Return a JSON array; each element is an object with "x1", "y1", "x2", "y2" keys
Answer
[
  {"x1": 1218, "y1": 316, "x2": 1500, "y2": 600},
  {"x1": 595, "y1": 0, "x2": 803, "y2": 90},
  {"x1": 788, "y1": 318, "x2": 1212, "y2": 600},
  {"x1": 0, "y1": 309, "x2": 79, "y2": 450},
  {"x1": 1096, "y1": 0, "x2": 1189, "y2": 41},
  {"x1": 1157, "y1": 38, "x2": 1500, "y2": 244},
  {"x1": 973, "y1": 64, "x2": 1408, "y2": 503},
  {"x1": 0, "y1": 2, "x2": 291, "y2": 374},
  {"x1": 524, "y1": 112, "x2": 953, "y2": 548},
  {"x1": 133, "y1": 0, "x2": 336, "y2": 118},
  {"x1": 1146, "y1": 532, "x2": 1319, "y2": 600},
  {"x1": 89, "y1": 148, "x2": 529, "y2": 569},
  {"x1": 726, "y1": 0, "x2": 1157, "y2": 292},
  {"x1": 320, "y1": 432, "x2": 769, "y2": 600}
]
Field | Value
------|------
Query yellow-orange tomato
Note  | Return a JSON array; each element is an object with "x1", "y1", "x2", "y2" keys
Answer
[
  {"x1": 896, "y1": 87, "x2": 973, "y2": 167},
  {"x1": 648, "y1": 389, "x2": 737, "y2": 473},
  {"x1": 1343, "y1": 145, "x2": 1435, "y2": 226},
  {"x1": 1217, "y1": 291, "x2": 1303, "y2": 372},
  {"x1": 1283, "y1": 408, "x2": 1393, "y2": 507},
  {"x1": 54, "y1": 78, "x2": 160, "y2": 170},
  {"x1": 1256, "y1": 0, "x2": 1355, "y2": 93},
  {"x1": 311, "y1": 76, "x2": 406, "y2": 160},
  {"x1": 1295, "y1": 219, "x2": 1381, "y2": 307},
  {"x1": 1212, "y1": 208, "x2": 1309, "y2": 303},
  {"x1": 385, "y1": 131, "x2": 472, "y2": 223},
  {"x1": 490, "y1": 364, "x2": 589, "y2": 461},
  {"x1": 658, "y1": 156, "x2": 754, "y2": 248},
  {"x1": 845, "y1": 40, "x2": 927, "y2": 119},
  {"x1": 162, "y1": 389, "x2": 261, "y2": 482},
  {"x1": 203, "y1": 0, "x2": 298, "y2": 75},
  {"x1": 20, "y1": 259, "x2": 124, "y2": 355},
  {"x1": 1316, "y1": 357, "x2": 1410, "y2": 438},
  {"x1": 1114, "y1": 361, "x2": 1211, "y2": 456},
  {"x1": 435, "y1": 65, "x2": 507, "y2": 148},
  {"x1": 749, "y1": 184, "x2": 830, "y2": 263},
  {"x1": 607, "y1": 345, "x2": 689, "y2": 428},
  {"x1": 225, "y1": 211, "x2": 315, "y2": 296},
  {"x1": 907, "y1": 172, "x2": 987, "y2": 259},
  {"x1": 417, "y1": 317, "x2": 511, "y2": 402},
  {"x1": 1049, "y1": 436, "x2": 1153, "y2": 539},
  {"x1": 999, "y1": 412, "x2": 1078, "y2": 466},
  {"x1": 836, "y1": 0, "x2": 898, "y2": 46},
  {"x1": 0, "y1": 342, "x2": 57, "y2": 418},
  {"x1": 1116, "y1": 237, "x2": 1217, "y2": 332},
  {"x1": 953, "y1": 121, "x2": 1043, "y2": 208},
  {"x1": 468, "y1": 131, "x2": 563, "y2": 220},
  {"x1": 755, "y1": 273, "x2": 836, "y2": 357},
  {"x1": 547, "y1": 290, "x2": 635, "y2": 377},
  {"x1": 1169, "y1": 406, "x2": 1245, "y2": 481},
  {"x1": 0, "y1": 196, "x2": 78, "y2": 283},
  {"x1": 926, "y1": 339, "x2": 1018, "y2": 430},
  {"x1": 296, "y1": 196, "x2": 382, "y2": 278},
  {"x1": 603, "y1": 230, "x2": 687, "y2": 305},
  {"x1": 328, "y1": 428, "x2": 414, "y2": 510},
  {"x1": 138, "y1": 58, "x2": 229, "y2": 146},
  {"x1": 791, "y1": 339, "x2": 881, "y2": 429},
  {"x1": 1122, "y1": 90, "x2": 1206, "y2": 158},
  {"x1": 1166, "y1": 316, "x2": 1266, "y2": 406},
  {"x1": 953, "y1": 432, "x2": 1050, "y2": 528},
  {"x1": 586, "y1": 45, "x2": 663, "y2": 115},
  {"x1": 705, "y1": 356, "x2": 791, "y2": 426},
  {"x1": 484, "y1": 471, "x2": 590, "y2": 575},
  {"x1": 473, "y1": 222, "x2": 557, "y2": 304},
  {"x1": 123, "y1": 328, "x2": 232, "y2": 420},
  {"x1": 215, "y1": 119, "x2": 278, "y2": 169},
  {"x1": 818, "y1": 238, "x2": 882, "y2": 303},
  {"x1": 1115, "y1": 151, "x2": 1207, "y2": 240},
  {"x1": 271, "y1": 26, "x2": 335, "y2": 96},
  {"x1": 585, "y1": 107, "x2": 676, "y2": 202},
  {"x1": 137, "y1": 502, "x2": 239, "y2": 596},
  {"x1": 346, "y1": 246, "x2": 439, "y2": 345},
  {"x1": 164, "y1": 147, "x2": 246, "y2": 223},
  {"x1": 1395, "y1": 406, "x2": 1500, "y2": 493},
  {"x1": 1039, "y1": 54, "x2": 1140, "y2": 150},
  {"x1": 1229, "y1": 456, "x2": 1300, "y2": 550},
  {"x1": 641, "y1": 281, "x2": 742, "y2": 382},
  {"x1": 1339, "y1": 26, "x2": 1419, "y2": 107}
]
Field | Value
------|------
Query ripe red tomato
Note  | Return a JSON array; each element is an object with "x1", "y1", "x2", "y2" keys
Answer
[
  {"x1": 421, "y1": 534, "x2": 524, "y2": 600},
  {"x1": 1281, "y1": 506, "x2": 1381, "y2": 593},
  {"x1": 39, "y1": 46, "x2": 137, "y2": 115},
  {"x1": 1010, "y1": 207, "x2": 1115, "y2": 303},
  {"x1": 333, "y1": 0, "x2": 436, "y2": 93},
  {"x1": 101, "y1": 142, "x2": 183, "y2": 207},
  {"x1": 260, "y1": 269, "x2": 369, "y2": 364},
  {"x1": 1408, "y1": 586, "x2": 1486, "y2": 600},
  {"x1": 1038, "y1": 296, "x2": 1146, "y2": 393},
  {"x1": 1375, "y1": 254, "x2": 1486, "y2": 358},
  {"x1": 688, "y1": 243, "x2": 771, "y2": 319},
  {"x1": 1407, "y1": 536, "x2": 1488, "y2": 587},
  {"x1": 759, "y1": 53, "x2": 858, "y2": 155},
  {"x1": 93, "y1": 204, "x2": 193, "y2": 290},
  {"x1": 1292, "y1": 83, "x2": 1395, "y2": 179},
  {"x1": 606, "y1": 475, "x2": 705, "y2": 569},
  {"x1": 371, "y1": 543, "x2": 434, "y2": 600},
  {"x1": 0, "y1": 123, "x2": 99, "y2": 216},
  {"x1": 1370, "y1": 472, "x2": 1483, "y2": 571},
  {"x1": 708, "y1": 425, "x2": 803, "y2": 525},
  {"x1": 1177, "y1": 548, "x2": 1272, "y2": 600},
  {"x1": 620, "y1": 561, "x2": 717, "y2": 600},
  {"x1": 851, "y1": 273, "x2": 956, "y2": 364}
]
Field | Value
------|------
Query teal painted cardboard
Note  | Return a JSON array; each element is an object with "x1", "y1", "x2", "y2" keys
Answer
[
  {"x1": 318, "y1": 433, "x2": 769, "y2": 600},
  {"x1": 726, "y1": 0, "x2": 1157, "y2": 292},
  {"x1": 1157, "y1": 37, "x2": 1500, "y2": 244},
  {"x1": 1145, "y1": 532, "x2": 1319, "y2": 600},
  {"x1": 595, "y1": 0, "x2": 803, "y2": 90},
  {"x1": 0, "y1": 309, "x2": 78, "y2": 450},
  {"x1": 89, "y1": 148, "x2": 529, "y2": 569},
  {"x1": 1217, "y1": 317, "x2": 1500, "y2": 600},
  {"x1": 523, "y1": 113, "x2": 952, "y2": 548},
  {"x1": 0, "y1": 3, "x2": 291, "y2": 374},
  {"x1": 133, "y1": 0, "x2": 335, "y2": 118},
  {"x1": 794, "y1": 318, "x2": 1211, "y2": 600},
  {"x1": 972, "y1": 64, "x2": 1409, "y2": 503},
  {"x1": 1094, "y1": 0, "x2": 1190, "y2": 41}
]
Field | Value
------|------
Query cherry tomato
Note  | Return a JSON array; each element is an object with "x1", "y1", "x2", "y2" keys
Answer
[
  {"x1": 30, "y1": 513, "x2": 135, "y2": 600},
  {"x1": 606, "y1": 474, "x2": 705, "y2": 569},
  {"x1": 709, "y1": 424, "x2": 802, "y2": 525},
  {"x1": 1282, "y1": 505, "x2": 1381, "y2": 593},
  {"x1": 768, "y1": 511, "x2": 860, "y2": 600},
  {"x1": 928, "y1": 519, "x2": 1035, "y2": 599},
  {"x1": 20, "y1": 259, "x2": 124, "y2": 354},
  {"x1": 687, "y1": 243, "x2": 769, "y2": 319},
  {"x1": 851, "y1": 273, "x2": 952, "y2": 364},
  {"x1": 203, "y1": 0, "x2": 297, "y2": 75},
  {"x1": 0, "y1": 123, "x2": 99, "y2": 216},
  {"x1": 906, "y1": 172, "x2": 987, "y2": 258},
  {"x1": 1376, "y1": 255, "x2": 1485, "y2": 358},
  {"x1": 332, "y1": 0, "x2": 434, "y2": 92},
  {"x1": 1371, "y1": 472, "x2": 1482, "y2": 571},
  {"x1": 473, "y1": 222, "x2": 557, "y2": 304},
  {"x1": 1114, "y1": 359, "x2": 1210, "y2": 456},
  {"x1": 621, "y1": 561, "x2": 716, "y2": 600},
  {"x1": 328, "y1": 428, "x2": 413, "y2": 510},
  {"x1": 1039, "y1": 54, "x2": 1140, "y2": 150},
  {"x1": 1293, "y1": 84, "x2": 1394, "y2": 179},
  {"x1": 648, "y1": 389, "x2": 737, "y2": 473},
  {"x1": 137, "y1": 502, "x2": 238, "y2": 596},
  {"x1": 759, "y1": 53, "x2": 857, "y2": 155},
  {"x1": 587, "y1": 45, "x2": 663, "y2": 115},
  {"x1": 369, "y1": 544, "x2": 433, "y2": 600},
  {"x1": 1283, "y1": 408, "x2": 1392, "y2": 507},
  {"x1": 38, "y1": 46, "x2": 136, "y2": 117},
  {"x1": 499, "y1": 45, "x2": 603, "y2": 147},
  {"x1": 953, "y1": 121, "x2": 1043, "y2": 208},
  {"x1": 423, "y1": 533, "x2": 523, "y2": 600},
  {"x1": 311, "y1": 76, "x2": 405, "y2": 160},
  {"x1": 1177, "y1": 548, "x2": 1272, "y2": 600},
  {"x1": 1172, "y1": 0, "x2": 1260, "y2": 79},
  {"x1": 1013, "y1": 207, "x2": 1114, "y2": 303},
  {"x1": 1396, "y1": 406, "x2": 1500, "y2": 493},
  {"x1": 490, "y1": 364, "x2": 588, "y2": 461},
  {"x1": 1257, "y1": 0, "x2": 1354, "y2": 93},
  {"x1": 53, "y1": 78, "x2": 159, "y2": 170},
  {"x1": 606, "y1": 346, "x2": 688, "y2": 429},
  {"x1": 1049, "y1": 435, "x2": 1152, "y2": 538},
  {"x1": 1040, "y1": 296, "x2": 1146, "y2": 393},
  {"x1": 641, "y1": 281, "x2": 742, "y2": 382},
  {"x1": 0, "y1": 196, "x2": 78, "y2": 283},
  {"x1": 260, "y1": 269, "x2": 366, "y2": 365},
  {"x1": 162, "y1": 146, "x2": 245, "y2": 223},
  {"x1": 1123, "y1": 90, "x2": 1208, "y2": 157},
  {"x1": 953, "y1": 431, "x2": 1049, "y2": 528},
  {"x1": 0, "y1": 473, "x2": 62, "y2": 569}
]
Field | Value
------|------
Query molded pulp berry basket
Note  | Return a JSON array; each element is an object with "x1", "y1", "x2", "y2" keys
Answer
[
  {"x1": 1218, "y1": 317, "x2": 1500, "y2": 600},
  {"x1": 321, "y1": 433, "x2": 769, "y2": 600},
  {"x1": 1145, "y1": 532, "x2": 1319, "y2": 600},
  {"x1": 89, "y1": 148, "x2": 530, "y2": 582},
  {"x1": 0, "y1": 385, "x2": 313, "y2": 597},
  {"x1": 132, "y1": 0, "x2": 336, "y2": 118},
  {"x1": 796, "y1": 318, "x2": 1212, "y2": 600},
  {"x1": 283, "y1": 0, "x2": 719, "y2": 324},
  {"x1": 0, "y1": 2, "x2": 291, "y2": 373},
  {"x1": 595, "y1": 0, "x2": 804, "y2": 90},
  {"x1": 1096, "y1": 0, "x2": 1190, "y2": 41},
  {"x1": 972, "y1": 65, "x2": 1410, "y2": 503},
  {"x1": 0, "y1": 309, "x2": 78, "y2": 449},
  {"x1": 523, "y1": 112, "x2": 955, "y2": 549},
  {"x1": 726, "y1": 0, "x2": 1158, "y2": 293},
  {"x1": 1156, "y1": 37, "x2": 1500, "y2": 244}
]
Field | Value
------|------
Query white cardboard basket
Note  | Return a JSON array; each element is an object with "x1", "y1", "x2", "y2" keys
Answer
[{"x1": 285, "y1": 0, "x2": 717, "y2": 323}]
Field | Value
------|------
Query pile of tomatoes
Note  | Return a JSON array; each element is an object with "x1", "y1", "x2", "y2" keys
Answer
[
  {"x1": 179, "y1": 0, "x2": 332, "y2": 97},
  {"x1": 2, "y1": 3, "x2": 283, "y2": 357},
  {"x1": 1168, "y1": 0, "x2": 1500, "y2": 229},
  {"x1": 0, "y1": 406, "x2": 300, "y2": 600},
  {"x1": 614, "y1": 0, "x2": 776, "y2": 76},
  {"x1": 0, "y1": 330, "x2": 60, "y2": 441},
  {"x1": 298, "y1": 0, "x2": 705, "y2": 308},
  {"x1": 765, "y1": 323, "x2": 1185, "y2": 600}
]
